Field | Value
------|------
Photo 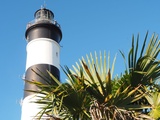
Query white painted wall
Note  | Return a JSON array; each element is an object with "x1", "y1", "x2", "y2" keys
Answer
[
  {"x1": 26, "y1": 38, "x2": 60, "y2": 70},
  {"x1": 21, "y1": 94, "x2": 49, "y2": 120}
]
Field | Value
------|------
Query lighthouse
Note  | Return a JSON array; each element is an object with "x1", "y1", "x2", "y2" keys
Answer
[{"x1": 21, "y1": 7, "x2": 62, "y2": 120}]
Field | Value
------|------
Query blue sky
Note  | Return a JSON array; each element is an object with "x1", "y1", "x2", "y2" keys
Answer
[{"x1": 0, "y1": 0, "x2": 160, "y2": 119}]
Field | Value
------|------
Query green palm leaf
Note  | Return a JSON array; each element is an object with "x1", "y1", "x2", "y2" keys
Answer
[
  {"x1": 123, "y1": 32, "x2": 160, "y2": 87},
  {"x1": 71, "y1": 51, "x2": 116, "y2": 103},
  {"x1": 145, "y1": 90, "x2": 160, "y2": 119}
]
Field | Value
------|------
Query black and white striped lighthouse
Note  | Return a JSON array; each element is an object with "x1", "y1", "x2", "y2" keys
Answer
[{"x1": 21, "y1": 7, "x2": 62, "y2": 120}]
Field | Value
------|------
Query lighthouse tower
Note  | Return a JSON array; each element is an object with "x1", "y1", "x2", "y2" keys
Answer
[{"x1": 21, "y1": 7, "x2": 62, "y2": 120}]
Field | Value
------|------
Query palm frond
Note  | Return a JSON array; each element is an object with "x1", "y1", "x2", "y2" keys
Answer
[
  {"x1": 144, "y1": 90, "x2": 160, "y2": 119},
  {"x1": 70, "y1": 51, "x2": 116, "y2": 103},
  {"x1": 124, "y1": 32, "x2": 160, "y2": 87}
]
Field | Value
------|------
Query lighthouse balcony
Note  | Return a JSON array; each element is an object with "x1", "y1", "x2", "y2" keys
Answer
[{"x1": 26, "y1": 19, "x2": 61, "y2": 29}]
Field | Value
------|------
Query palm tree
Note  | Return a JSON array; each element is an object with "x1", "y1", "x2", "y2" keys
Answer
[
  {"x1": 26, "y1": 52, "x2": 146, "y2": 119},
  {"x1": 25, "y1": 32, "x2": 159, "y2": 119},
  {"x1": 120, "y1": 32, "x2": 159, "y2": 87},
  {"x1": 26, "y1": 69, "x2": 91, "y2": 120},
  {"x1": 70, "y1": 51, "x2": 149, "y2": 120}
]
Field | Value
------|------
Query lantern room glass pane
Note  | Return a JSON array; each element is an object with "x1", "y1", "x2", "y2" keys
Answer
[{"x1": 35, "y1": 9, "x2": 53, "y2": 20}]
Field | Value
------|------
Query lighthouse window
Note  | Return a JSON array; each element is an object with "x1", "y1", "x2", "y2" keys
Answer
[
  {"x1": 48, "y1": 12, "x2": 53, "y2": 20},
  {"x1": 35, "y1": 10, "x2": 53, "y2": 21},
  {"x1": 35, "y1": 12, "x2": 41, "y2": 19},
  {"x1": 40, "y1": 11, "x2": 48, "y2": 19},
  {"x1": 56, "y1": 52, "x2": 58, "y2": 57}
]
